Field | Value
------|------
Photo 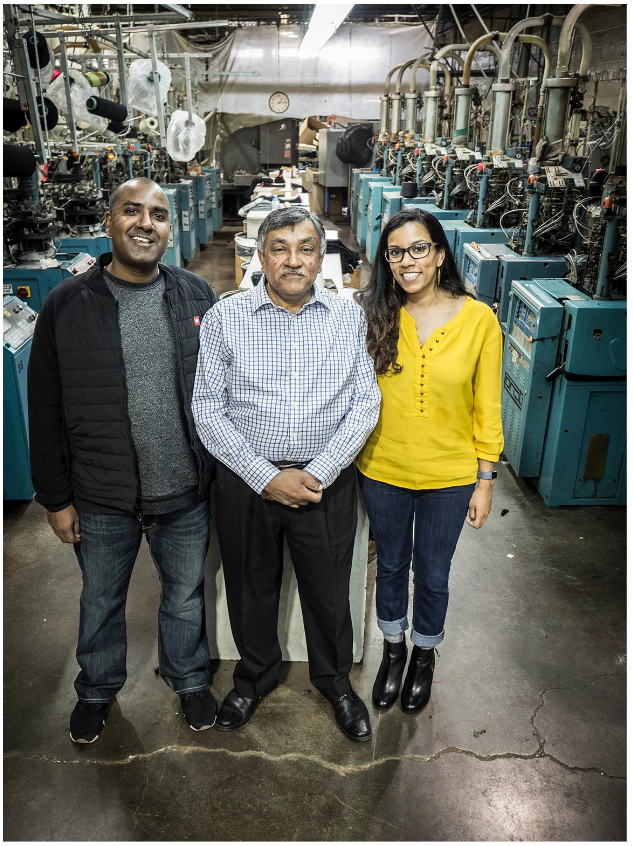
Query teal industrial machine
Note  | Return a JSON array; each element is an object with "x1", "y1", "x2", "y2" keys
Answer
[
  {"x1": 501, "y1": 278, "x2": 626, "y2": 506},
  {"x1": 202, "y1": 167, "x2": 223, "y2": 233},
  {"x1": 160, "y1": 181, "x2": 196, "y2": 263},
  {"x1": 381, "y1": 190, "x2": 404, "y2": 232},
  {"x1": 366, "y1": 182, "x2": 397, "y2": 263},
  {"x1": 177, "y1": 180, "x2": 198, "y2": 262},
  {"x1": 461, "y1": 242, "x2": 516, "y2": 307},
  {"x1": 357, "y1": 174, "x2": 392, "y2": 249},
  {"x1": 58, "y1": 233, "x2": 111, "y2": 258},
  {"x1": 3, "y1": 252, "x2": 96, "y2": 312},
  {"x1": 351, "y1": 168, "x2": 377, "y2": 237},
  {"x1": 192, "y1": 173, "x2": 215, "y2": 247},
  {"x1": 3, "y1": 296, "x2": 37, "y2": 500},
  {"x1": 159, "y1": 187, "x2": 182, "y2": 268}
]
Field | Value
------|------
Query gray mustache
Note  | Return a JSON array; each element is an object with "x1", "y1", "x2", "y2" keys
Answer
[{"x1": 281, "y1": 269, "x2": 306, "y2": 276}]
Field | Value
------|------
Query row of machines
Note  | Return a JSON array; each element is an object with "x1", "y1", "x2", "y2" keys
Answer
[{"x1": 349, "y1": 6, "x2": 626, "y2": 506}]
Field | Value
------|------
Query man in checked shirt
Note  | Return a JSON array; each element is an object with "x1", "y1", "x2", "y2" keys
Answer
[{"x1": 192, "y1": 207, "x2": 381, "y2": 742}]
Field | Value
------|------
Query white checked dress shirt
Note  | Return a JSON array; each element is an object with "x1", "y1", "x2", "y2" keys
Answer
[{"x1": 192, "y1": 279, "x2": 381, "y2": 494}]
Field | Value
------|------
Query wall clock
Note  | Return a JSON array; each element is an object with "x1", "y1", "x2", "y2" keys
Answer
[{"x1": 269, "y1": 91, "x2": 290, "y2": 114}]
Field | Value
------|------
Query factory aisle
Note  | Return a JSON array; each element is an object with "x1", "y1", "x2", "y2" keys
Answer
[{"x1": 4, "y1": 219, "x2": 626, "y2": 841}]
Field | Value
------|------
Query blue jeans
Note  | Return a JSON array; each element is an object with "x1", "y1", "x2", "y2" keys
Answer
[
  {"x1": 73, "y1": 500, "x2": 211, "y2": 701},
  {"x1": 358, "y1": 473, "x2": 475, "y2": 648}
]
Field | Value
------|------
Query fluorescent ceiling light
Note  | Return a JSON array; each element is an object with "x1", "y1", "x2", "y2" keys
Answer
[{"x1": 298, "y1": 3, "x2": 355, "y2": 59}]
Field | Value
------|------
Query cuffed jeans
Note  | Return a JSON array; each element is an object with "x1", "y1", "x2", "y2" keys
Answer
[
  {"x1": 73, "y1": 500, "x2": 211, "y2": 702},
  {"x1": 358, "y1": 473, "x2": 475, "y2": 648}
]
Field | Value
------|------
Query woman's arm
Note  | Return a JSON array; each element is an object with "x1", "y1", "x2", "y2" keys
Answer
[{"x1": 466, "y1": 458, "x2": 495, "y2": 529}]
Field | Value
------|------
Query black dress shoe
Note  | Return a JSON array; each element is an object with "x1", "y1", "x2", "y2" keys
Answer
[
  {"x1": 372, "y1": 639, "x2": 408, "y2": 711},
  {"x1": 215, "y1": 685, "x2": 277, "y2": 732},
  {"x1": 401, "y1": 645, "x2": 435, "y2": 715},
  {"x1": 331, "y1": 689, "x2": 372, "y2": 742}
]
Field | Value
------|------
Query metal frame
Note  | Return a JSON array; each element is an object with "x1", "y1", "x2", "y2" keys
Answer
[{"x1": 4, "y1": 3, "x2": 46, "y2": 163}]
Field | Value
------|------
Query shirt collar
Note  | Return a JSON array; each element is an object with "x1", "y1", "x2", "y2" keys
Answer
[{"x1": 251, "y1": 276, "x2": 333, "y2": 314}]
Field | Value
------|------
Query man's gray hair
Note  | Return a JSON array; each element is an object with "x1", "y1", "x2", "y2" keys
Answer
[{"x1": 257, "y1": 206, "x2": 327, "y2": 255}]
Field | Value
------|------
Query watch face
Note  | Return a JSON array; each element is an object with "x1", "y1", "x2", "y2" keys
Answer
[{"x1": 269, "y1": 91, "x2": 289, "y2": 114}]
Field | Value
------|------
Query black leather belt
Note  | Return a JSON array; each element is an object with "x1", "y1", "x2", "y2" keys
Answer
[{"x1": 271, "y1": 460, "x2": 310, "y2": 470}]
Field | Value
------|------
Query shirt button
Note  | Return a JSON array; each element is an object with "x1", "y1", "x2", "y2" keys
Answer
[
  {"x1": 292, "y1": 373, "x2": 298, "y2": 378},
  {"x1": 291, "y1": 433, "x2": 296, "y2": 438},
  {"x1": 292, "y1": 343, "x2": 298, "y2": 349},
  {"x1": 421, "y1": 364, "x2": 425, "y2": 368},
  {"x1": 421, "y1": 391, "x2": 424, "y2": 395},
  {"x1": 429, "y1": 347, "x2": 433, "y2": 351},
  {"x1": 293, "y1": 402, "x2": 298, "y2": 408},
  {"x1": 435, "y1": 339, "x2": 439, "y2": 343},
  {"x1": 441, "y1": 331, "x2": 444, "y2": 334},
  {"x1": 422, "y1": 355, "x2": 425, "y2": 359}
]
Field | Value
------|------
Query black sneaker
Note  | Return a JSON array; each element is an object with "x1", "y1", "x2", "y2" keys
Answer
[
  {"x1": 69, "y1": 700, "x2": 109, "y2": 744},
  {"x1": 180, "y1": 688, "x2": 218, "y2": 731}
]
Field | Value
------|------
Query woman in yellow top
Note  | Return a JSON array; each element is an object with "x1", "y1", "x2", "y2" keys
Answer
[{"x1": 356, "y1": 207, "x2": 503, "y2": 716}]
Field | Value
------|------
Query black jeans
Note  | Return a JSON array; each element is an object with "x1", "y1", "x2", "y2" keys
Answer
[{"x1": 215, "y1": 462, "x2": 357, "y2": 702}]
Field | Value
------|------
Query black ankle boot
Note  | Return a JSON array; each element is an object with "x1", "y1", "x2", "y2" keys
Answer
[
  {"x1": 401, "y1": 645, "x2": 435, "y2": 715},
  {"x1": 372, "y1": 639, "x2": 408, "y2": 710}
]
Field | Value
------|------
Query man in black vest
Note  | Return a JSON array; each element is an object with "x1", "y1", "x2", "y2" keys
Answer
[{"x1": 28, "y1": 177, "x2": 218, "y2": 743}]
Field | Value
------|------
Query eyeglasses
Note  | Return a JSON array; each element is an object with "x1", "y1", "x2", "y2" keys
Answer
[{"x1": 384, "y1": 242, "x2": 437, "y2": 263}]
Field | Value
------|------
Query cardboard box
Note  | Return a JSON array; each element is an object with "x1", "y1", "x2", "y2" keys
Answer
[
  {"x1": 299, "y1": 116, "x2": 327, "y2": 146},
  {"x1": 309, "y1": 183, "x2": 325, "y2": 215},
  {"x1": 347, "y1": 265, "x2": 362, "y2": 289},
  {"x1": 327, "y1": 191, "x2": 344, "y2": 216},
  {"x1": 301, "y1": 168, "x2": 318, "y2": 190}
]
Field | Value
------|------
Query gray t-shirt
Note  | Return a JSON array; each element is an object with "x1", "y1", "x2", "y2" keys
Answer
[{"x1": 85, "y1": 267, "x2": 199, "y2": 514}]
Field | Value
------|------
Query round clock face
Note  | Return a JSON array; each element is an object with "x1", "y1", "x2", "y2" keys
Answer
[{"x1": 269, "y1": 91, "x2": 289, "y2": 114}]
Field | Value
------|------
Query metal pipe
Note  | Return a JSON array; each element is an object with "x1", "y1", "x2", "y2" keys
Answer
[
  {"x1": 29, "y1": 5, "x2": 51, "y2": 159},
  {"x1": 608, "y1": 80, "x2": 627, "y2": 172},
  {"x1": 407, "y1": 57, "x2": 432, "y2": 94},
  {"x1": 422, "y1": 90, "x2": 441, "y2": 143},
  {"x1": 115, "y1": 22, "x2": 129, "y2": 112},
  {"x1": 462, "y1": 32, "x2": 502, "y2": 85},
  {"x1": 470, "y1": 3, "x2": 490, "y2": 33},
  {"x1": 384, "y1": 63, "x2": 405, "y2": 96},
  {"x1": 499, "y1": 16, "x2": 565, "y2": 81},
  {"x1": 147, "y1": 25, "x2": 166, "y2": 148},
  {"x1": 429, "y1": 60, "x2": 452, "y2": 107},
  {"x1": 395, "y1": 59, "x2": 417, "y2": 95},
  {"x1": 488, "y1": 83, "x2": 514, "y2": 153},
  {"x1": 59, "y1": 36, "x2": 79, "y2": 155},
  {"x1": 184, "y1": 53, "x2": 193, "y2": 124},
  {"x1": 555, "y1": 4, "x2": 619, "y2": 77}
]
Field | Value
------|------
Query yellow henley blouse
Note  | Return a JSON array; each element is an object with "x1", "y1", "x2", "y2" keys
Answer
[{"x1": 356, "y1": 298, "x2": 504, "y2": 489}]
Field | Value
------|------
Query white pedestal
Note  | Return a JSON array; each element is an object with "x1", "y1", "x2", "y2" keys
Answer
[{"x1": 204, "y1": 478, "x2": 369, "y2": 662}]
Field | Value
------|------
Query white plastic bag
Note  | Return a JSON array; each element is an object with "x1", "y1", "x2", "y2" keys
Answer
[
  {"x1": 166, "y1": 110, "x2": 206, "y2": 162},
  {"x1": 127, "y1": 59, "x2": 171, "y2": 117},
  {"x1": 45, "y1": 69, "x2": 100, "y2": 125}
]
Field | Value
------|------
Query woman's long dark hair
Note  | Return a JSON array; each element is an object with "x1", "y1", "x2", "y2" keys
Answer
[{"x1": 356, "y1": 207, "x2": 475, "y2": 375}]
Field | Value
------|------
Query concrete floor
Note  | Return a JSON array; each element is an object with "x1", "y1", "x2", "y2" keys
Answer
[{"x1": 4, "y1": 213, "x2": 626, "y2": 841}]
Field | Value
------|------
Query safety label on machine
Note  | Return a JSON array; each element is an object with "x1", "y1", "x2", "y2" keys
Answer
[{"x1": 3, "y1": 285, "x2": 13, "y2": 295}]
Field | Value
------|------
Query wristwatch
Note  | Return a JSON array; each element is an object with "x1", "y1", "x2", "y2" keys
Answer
[{"x1": 477, "y1": 471, "x2": 497, "y2": 480}]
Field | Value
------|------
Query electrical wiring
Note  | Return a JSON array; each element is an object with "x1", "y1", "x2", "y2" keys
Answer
[{"x1": 500, "y1": 207, "x2": 526, "y2": 241}]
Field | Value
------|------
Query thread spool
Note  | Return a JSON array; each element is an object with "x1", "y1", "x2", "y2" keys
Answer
[
  {"x1": 3, "y1": 144, "x2": 37, "y2": 178},
  {"x1": 33, "y1": 97, "x2": 59, "y2": 130},
  {"x1": 85, "y1": 96, "x2": 127, "y2": 122},
  {"x1": 4, "y1": 99, "x2": 27, "y2": 133},
  {"x1": 400, "y1": 182, "x2": 417, "y2": 198},
  {"x1": 106, "y1": 120, "x2": 128, "y2": 135},
  {"x1": 23, "y1": 30, "x2": 51, "y2": 69},
  {"x1": 83, "y1": 71, "x2": 111, "y2": 88},
  {"x1": 139, "y1": 116, "x2": 159, "y2": 134}
]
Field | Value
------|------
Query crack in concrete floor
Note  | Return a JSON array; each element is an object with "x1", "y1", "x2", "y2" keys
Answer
[{"x1": 5, "y1": 675, "x2": 625, "y2": 781}]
